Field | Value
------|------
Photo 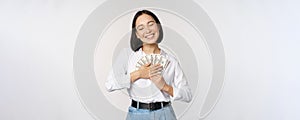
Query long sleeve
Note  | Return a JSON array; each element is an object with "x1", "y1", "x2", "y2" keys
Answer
[
  {"x1": 105, "y1": 48, "x2": 132, "y2": 92},
  {"x1": 170, "y1": 61, "x2": 193, "y2": 103}
]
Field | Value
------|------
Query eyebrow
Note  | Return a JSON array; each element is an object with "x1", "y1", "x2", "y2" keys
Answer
[{"x1": 136, "y1": 20, "x2": 155, "y2": 28}]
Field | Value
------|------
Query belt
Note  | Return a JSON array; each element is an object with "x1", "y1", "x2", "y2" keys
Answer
[{"x1": 131, "y1": 100, "x2": 171, "y2": 111}]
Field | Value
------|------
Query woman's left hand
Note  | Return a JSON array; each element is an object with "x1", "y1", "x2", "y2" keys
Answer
[
  {"x1": 150, "y1": 75, "x2": 166, "y2": 90},
  {"x1": 149, "y1": 64, "x2": 166, "y2": 90},
  {"x1": 149, "y1": 64, "x2": 174, "y2": 96}
]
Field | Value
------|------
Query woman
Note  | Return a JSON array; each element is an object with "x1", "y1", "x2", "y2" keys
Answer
[{"x1": 106, "y1": 10, "x2": 192, "y2": 120}]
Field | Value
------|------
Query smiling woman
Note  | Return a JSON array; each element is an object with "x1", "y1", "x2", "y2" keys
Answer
[
  {"x1": 74, "y1": 0, "x2": 225, "y2": 119},
  {"x1": 135, "y1": 15, "x2": 159, "y2": 44},
  {"x1": 130, "y1": 10, "x2": 164, "y2": 52},
  {"x1": 105, "y1": 10, "x2": 193, "y2": 120}
]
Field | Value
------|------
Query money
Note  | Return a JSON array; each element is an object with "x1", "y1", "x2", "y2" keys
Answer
[
  {"x1": 160, "y1": 57, "x2": 169, "y2": 68},
  {"x1": 145, "y1": 54, "x2": 153, "y2": 63},
  {"x1": 135, "y1": 54, "x2": 170, "y2": 72}
]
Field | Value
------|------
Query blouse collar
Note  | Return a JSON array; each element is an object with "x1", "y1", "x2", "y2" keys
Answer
[{"x1": 138, "y1": 47, "x2": 165, "y2": 56}]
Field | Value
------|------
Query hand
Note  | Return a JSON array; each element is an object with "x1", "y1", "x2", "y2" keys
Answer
[
  {"x1": 149, "y1": 64, "x2": 163, "y2": 76},
  {"x1": 138, "y1": 63, "x2": 151, "y2": 79},
  {"x1": 130, "y1": 63, "x2": 151, "y2": 83},
  {"x1": 149, "y1": 64, "x2": 166, "y2": 90}
]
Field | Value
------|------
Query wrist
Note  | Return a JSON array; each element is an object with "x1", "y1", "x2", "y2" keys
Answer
[
  {"x1": 130, "y1": 70, "x2": 140, "y2": 83},
  {"x1": 136, "y1": 70, "x2": 141, "y2": 79},
  {"x1": 162, "y1": 84, "x2": 174, "y2": 97},
  {"x1": 162, "y1": 84, "x2": 169, "y2": 92}
]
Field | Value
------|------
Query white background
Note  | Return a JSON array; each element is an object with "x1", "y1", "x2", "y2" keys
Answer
[{"x1": 0, "y1": 0, "x2": 299, "y2": 120}]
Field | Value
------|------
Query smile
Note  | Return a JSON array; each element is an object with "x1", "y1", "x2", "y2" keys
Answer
[{"x1": 145, "y1": 33, "x2": 154, "y2": 39}]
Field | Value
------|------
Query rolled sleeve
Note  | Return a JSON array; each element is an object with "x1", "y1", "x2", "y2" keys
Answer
[
  {"x1": 170, "y1": 62, "x2": 192, "y2": 103},
  {"x1": 105, "y1": 48, "x2": 132, "y2": 92},
  {"x1": 105, "y1": 69, "x2": 131, "y2": 92}
]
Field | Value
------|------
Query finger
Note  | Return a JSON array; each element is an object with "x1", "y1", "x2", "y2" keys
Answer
[
  {"x1": 141, "y1": 63, "x2": 151, "y2": 69},
  {"x1": 150, "y1": 68, "x2": 162, "y2": 74},
  {"x1": 154, "y1": 63, "x2": 161, "y2": 66},
  {"x1": 150, "y1": 72, "x2": 161, "y2": 77},
  {"x1": 143, "y1": 63, "x2": 151, "y2": 67},
  {"x1": 150, "y1": 66, "x2": 162, "y2": 73},
  {"x1": 150, "y1": 65, "x2": 163, "y2": 71},
  {"x1": 150, "y1": 65, "x2": 162, "y2": 71}
]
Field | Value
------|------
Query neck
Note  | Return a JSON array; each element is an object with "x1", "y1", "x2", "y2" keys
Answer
[{"x1": 142, "y1": 43, "x2": 160, "y2": 54}]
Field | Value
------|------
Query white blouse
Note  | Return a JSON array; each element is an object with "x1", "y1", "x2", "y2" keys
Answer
[{"x1": 105, "y1": 48, "x2": 192, "y2": 103}]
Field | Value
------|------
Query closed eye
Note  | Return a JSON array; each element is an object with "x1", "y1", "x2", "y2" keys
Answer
[
  {"x1": 138, "y1": 27, "x2": 144, "y2": 31},
  {"x1": 148, "y1": 21, "x2": 155, "y2": 26}
]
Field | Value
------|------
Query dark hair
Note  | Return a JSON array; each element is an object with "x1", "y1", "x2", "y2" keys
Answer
[{"x1": 130, "y1": 10, "x2": 164, "y2": 52}]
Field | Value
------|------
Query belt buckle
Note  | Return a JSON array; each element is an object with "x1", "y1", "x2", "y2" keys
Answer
[{"x1": 149, "y1": 103, "x2": 154, "y2": 111}]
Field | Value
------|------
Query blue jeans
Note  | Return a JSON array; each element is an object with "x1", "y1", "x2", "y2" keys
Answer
[{"x1": 126, "y1": 105, "x2": 177, "y2": 120}]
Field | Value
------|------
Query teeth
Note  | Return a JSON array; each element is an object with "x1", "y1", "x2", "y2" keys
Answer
[{"x1": 145, "y1": 34, "x2": 154, "y2": 39}]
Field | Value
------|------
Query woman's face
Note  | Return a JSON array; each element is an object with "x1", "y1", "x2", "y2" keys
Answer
[{"x1": 135, "y1": 14, "x2": 160, "y2": 45}]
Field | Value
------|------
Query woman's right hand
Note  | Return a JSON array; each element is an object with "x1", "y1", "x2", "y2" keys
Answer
[
  {"x1": 138, "y1": 63, "x2": 151, "y2": 79},
  {"x1": 130, "y1": 63, "x2": 151, "y2": 83}
]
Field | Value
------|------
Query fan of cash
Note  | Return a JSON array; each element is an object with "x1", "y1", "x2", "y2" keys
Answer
[{"x1": 135, "y1": 54, "x2": 170, "y2": 71}]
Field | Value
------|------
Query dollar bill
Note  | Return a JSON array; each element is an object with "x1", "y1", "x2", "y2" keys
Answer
[{"x1": 135, "y1": 54, "x2": 170, "y2": 72}]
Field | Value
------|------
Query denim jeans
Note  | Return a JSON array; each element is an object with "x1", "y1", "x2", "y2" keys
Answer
[{"x1": 126, "y1": 105, "x2": 177, "y2": 120}]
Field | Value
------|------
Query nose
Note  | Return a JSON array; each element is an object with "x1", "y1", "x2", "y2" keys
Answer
[{"x1": 145, "y1": 27, "x2": 151, "y2": 33}]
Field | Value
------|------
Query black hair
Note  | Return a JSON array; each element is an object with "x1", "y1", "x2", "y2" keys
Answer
[{"x1": 130, "y1": 10, "x2": 164, "y2": 52}]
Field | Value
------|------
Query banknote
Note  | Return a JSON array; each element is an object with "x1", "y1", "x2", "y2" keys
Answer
[{"x1": 135, "y1": 54, "x2": 170, "y2": 72}]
